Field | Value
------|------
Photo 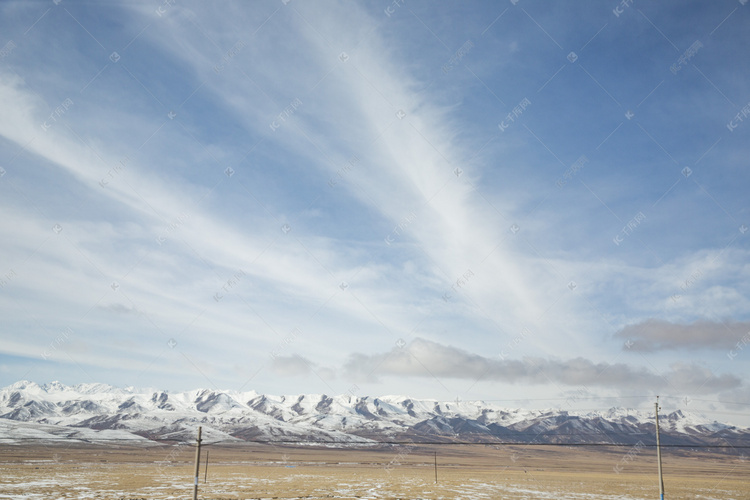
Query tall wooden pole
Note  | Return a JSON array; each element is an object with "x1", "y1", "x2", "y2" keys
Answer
[
  {"x1": 434, "y1": 451, "x2": 437, "y2": 483},
  {"x1": 204, "y1": 449, "x2": 209, "y2": 484},
  {"x1": 655, "y1": 397, "x2": 664, "y2": 500},
  {"x1": 192, "y1": 426, "x2": 202, "y2": 500}
]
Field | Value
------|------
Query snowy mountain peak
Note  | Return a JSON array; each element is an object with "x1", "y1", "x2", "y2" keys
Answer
[
  {"x1": 8, "y1": 380, "x2": 40, "y2": 391},
  {"x1": 667, "y1": 409, "x2": 685, "y2": 420},
  {"x1": 73, "y1": 382, "x2": 129, "y2": 395},
  {"x1": 42, "y1": 381, "x2": 67, "y2": 392},
  {"x1": 0, "y1": 381, "x2": 747, "y2": 449}
]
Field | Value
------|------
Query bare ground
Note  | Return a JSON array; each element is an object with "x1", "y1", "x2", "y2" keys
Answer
[{"x1": 0, "y1": 443, "x2": 747, "y2": 499}]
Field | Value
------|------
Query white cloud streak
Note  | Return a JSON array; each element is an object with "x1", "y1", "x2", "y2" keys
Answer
[{"x1": 0, "y1": 1, "x2": 748, "y2": 405}]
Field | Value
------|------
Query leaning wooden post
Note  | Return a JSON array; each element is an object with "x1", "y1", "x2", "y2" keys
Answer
[
  {"x1": 655, "y1": 398, "x2": 664, "y2": 500},
  {"x1": 192, "y1": 426, "x2": 202, "y2": 500},
  {"x1": 204, "y1": 449, "x2": 209, "y2": 483},
  {"x1": 434, "y1": 451, "x2": 438, "y2": 483}
]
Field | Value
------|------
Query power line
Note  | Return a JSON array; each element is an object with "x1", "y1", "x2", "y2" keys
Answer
[
  {"x1": 2, "y1": 437, "x2": 749, "y2": 451},
  {"x1": 452, "y1": 396, "x2": 750, "y2": 406},
  {"x1": 529, "y1": 407, "x2": 750, "y2": 417},
  {"x1": 671, "y1": 398, "x2": 750, "y2": 407},
  {"x1": 3, "y1": 436, "x2": 750, "y2": 447},
  {"x1": 197, "y1": 440, "x2": 750, "y2": 449}
]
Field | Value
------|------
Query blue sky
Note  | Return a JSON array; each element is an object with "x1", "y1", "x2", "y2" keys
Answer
[{"x1": 1, "y1": 0, "x2": 749, "y2": 424}]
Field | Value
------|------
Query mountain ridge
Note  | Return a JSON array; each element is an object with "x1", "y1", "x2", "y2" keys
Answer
[{"x1": 1, "y1": 381, "x2": 747, "y2": 452}]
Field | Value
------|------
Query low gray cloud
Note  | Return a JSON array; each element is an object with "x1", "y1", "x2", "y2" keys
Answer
[
  {"x1": 614, "y1": 319, "x2": 750, "y2": 351},
  {"x1": 719, "y1": 386, "x2": 750, "y2": 412},
  {"x1": 269, "y1": 354, "x2": 313, "y2": 377},
  {"x1": 343, "y1": 338, "x2": 742, "y2": 394}
]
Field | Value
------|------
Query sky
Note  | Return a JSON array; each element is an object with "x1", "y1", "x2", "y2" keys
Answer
[{"x1": 1, "y1": 0, "x2": 749, "y2": 425}]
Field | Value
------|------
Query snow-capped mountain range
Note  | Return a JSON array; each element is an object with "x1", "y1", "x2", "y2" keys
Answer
[{"x1": 1, "y1": 381, "x2": 747, "y2": 451}]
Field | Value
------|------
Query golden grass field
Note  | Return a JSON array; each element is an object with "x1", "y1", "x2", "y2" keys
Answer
[{"x1": 0, "y1": 442, "x2": 748, "y2": 499}]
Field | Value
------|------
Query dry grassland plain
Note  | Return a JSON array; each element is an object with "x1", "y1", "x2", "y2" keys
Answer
[{"x1": 0, "y1": 443, "x2": 748, "y2": 499}]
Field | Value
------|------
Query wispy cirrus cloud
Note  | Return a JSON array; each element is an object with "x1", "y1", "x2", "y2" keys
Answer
[{"x1": 0, "y1": 1, "x2": 749, "y2": 425}]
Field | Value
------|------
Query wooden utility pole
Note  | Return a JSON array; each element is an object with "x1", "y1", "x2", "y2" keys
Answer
[
  {"x1": 655, "y1": 397, "x2": 664, "y2": 500},
  {"x1": 204, "y1": 449, "x2": 209, "y2": 483},
  {"x1": 434, "y1": 451, "x2": 438, "y2": 483},
  {"x1": 192, "y1": 426, "x2": 202, "y2": 500}
]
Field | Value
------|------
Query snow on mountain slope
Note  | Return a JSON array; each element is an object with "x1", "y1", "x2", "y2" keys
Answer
[
  {"x1": 0, "y1": 418, "x2": 154, "y2": 445},
  {"x1": 0, "y1": 381, "x2": 747, "y2": 449}
]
